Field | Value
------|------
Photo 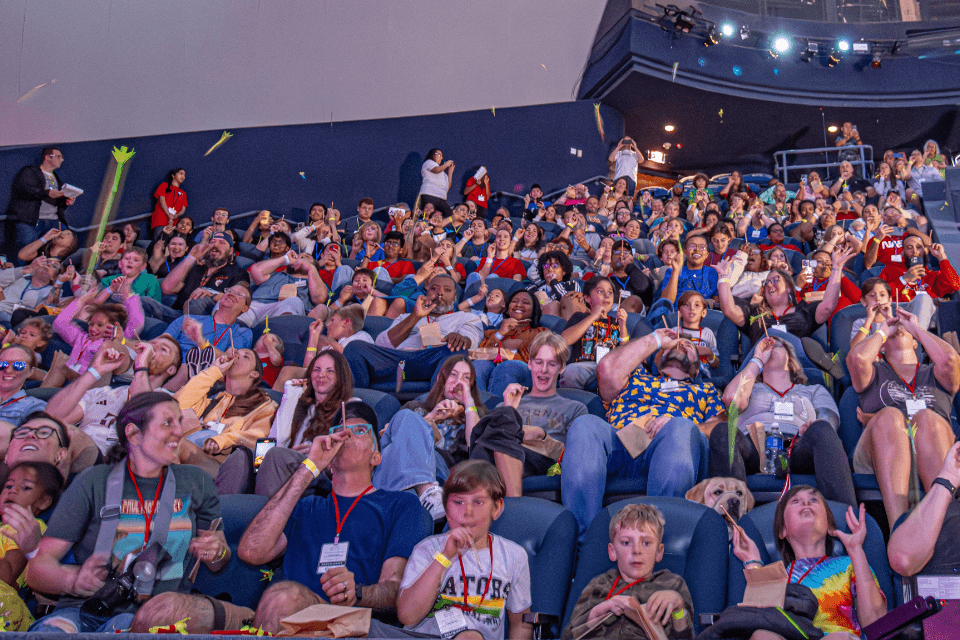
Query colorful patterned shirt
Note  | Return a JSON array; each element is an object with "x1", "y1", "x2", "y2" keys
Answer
[
  {"x1": 790, "y1": 555, "x2": 885, "y2": 635},
  {"x1": 605, "y1": 370, "x2": 725, "y2": 429}
]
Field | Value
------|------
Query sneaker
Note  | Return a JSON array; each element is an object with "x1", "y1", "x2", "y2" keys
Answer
[
  {"x1": 418, "y1": 482, "x2": 446, "y2": 521},
  {"x1": 801, "y1": 337, "x2": 845, "y2": 380}
]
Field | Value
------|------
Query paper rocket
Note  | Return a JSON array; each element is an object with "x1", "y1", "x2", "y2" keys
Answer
[
  {"x1": 204, "y1": 131, "x2": 233, "y2": 156},
  {"x1": 593, "y1": 103, "x2": 605, "y2": 142},
  {"x1": 672, "y1": 62, "x2": 679, "y2": 81}
]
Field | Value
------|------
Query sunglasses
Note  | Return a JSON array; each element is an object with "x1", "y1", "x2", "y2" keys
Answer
[
  {"x1": 0, "y1": 361, "x2": 28, "y2": 371},
  {"x1": 12, "y1": 425, "x2": 63, "y2": 446}
]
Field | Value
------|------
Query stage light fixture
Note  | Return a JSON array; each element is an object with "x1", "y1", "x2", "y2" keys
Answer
[
  {"x1": 871, "y1": 49, "x2": 882, "y2": 68},
  {"x1": 827, "y1": 125, "x2": 838, "y2": 133},
  {"x1": 664, "y1": 124, "x2": 675, "y2": 132},
  {"x1": 720, "y1": 23, "x2": 735, "y2": 37},
  {"x1": 673, "y1": 13, "x2": 695, "y2": 33},
  {"x1": 704, "y1": 26, "x2": 720, "y2": 47},
  {"x1": 768, "y1": 36, "x2": 790, "y2": 58},
  {"x1": 837, "y1": 39, "x2": 851, "y2": 52},
  {"x1": 740, "y1": 25, "x2": 750, "y2": 40},
  {"x1": 799, "y1": 41, "x2": 818, "y2": 62},
  {"x1": 828, "y1": 49, "x2": 841, "y2": 67}
]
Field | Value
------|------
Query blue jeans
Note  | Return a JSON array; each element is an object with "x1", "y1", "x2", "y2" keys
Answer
[
  {"x1": 472, "y1": 360, "x2": 531, "y2": 396},
  {"x1": 343, "y1": 342, "x2": 462, "y2": 389},
  {"x1": 140, "y1": 296, "x2": 182, "y2": 323},
  {"x1": 6, "y1": 221, "x2": 39, "y2": 266},
  {"x1": 374, "y1": 409, "x2": 450, "y2": 491},
  {"x1": 561, "y1": 417, "x2": 708, "y2": 535},
  {"x1": 31, "y1": 607, "x2": 134, "y2": 633}
]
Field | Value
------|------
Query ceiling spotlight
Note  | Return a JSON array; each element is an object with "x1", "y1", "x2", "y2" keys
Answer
[
  {"x1": 768, "y1": 36, "x2": 790, "y2": 58},
  {"x1": 704, "y1": 26, "x2": 720, "y2": 47},
  {"x1": 664, "y1": 125, "x2": 676, "y2": 132},
  {"x1": 673, "y1": 13, "x2": 695, "y2": 33},
  {"x1": 800, "y1": 41, "x2": 818, "y2": 62},
  {"x1": 740, "y1": 25, "x2": 750, "y2": 40},
  {"x1": 837, "y1": 39, "x2": 851, "y2": 52},
  {"x1": 720, "y1": 23, "x2": 735, "y2": 37},
  {"x1": 827, "y1": 125, "x2": 838, "y2": 133}
]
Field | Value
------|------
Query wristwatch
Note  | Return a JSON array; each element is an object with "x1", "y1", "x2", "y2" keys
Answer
[
  {"x1": 354, "y1": 583, "x2": 364, "y2": 602},
  {"x1": 932, "y1": 477, "x2": 957, "y2": 498}
]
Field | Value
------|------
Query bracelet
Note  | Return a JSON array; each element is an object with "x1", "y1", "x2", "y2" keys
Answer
[
  {"x1": 306, "y1": 347, "x2": 318, "y2": 352},
  {"x1": 433, "y1": 552, "x2": 452, "y2": 569},
  {"x1": 874, "y1": 329, "x2": 887, "y2": 342},
  {"x1": 25, "y1": 548, "x2": 38, "y2": 560},
  {"x1": 621, "y1": 333, "x2": 630, "y2": 343},
  {"x1": 302, "y1": 459, "x2": 321, "y2": 478},
  {"x1": 672, "y1": 609, "x2": 686, "y2": 621},
  {"x1": 743, "y1": 559, "x2": 764, "y2": 568},
  {"x1": 284, "y1": 255, "x2": 291, "y2": 265},
  {"x1": 134, "y1": 367, "x2": 149, "y2": 374},
  {"x1": 859, "y1": 326, "x2": 870, "y2": 335},
  {"x1": 749, "y1": 357, "x2": 764, "y2": 374},
  {"x1": 215, "y1": 547, "x2": 228, "y2": 562},
  {"x1": 199, "y1": 340, "x2": 212, "y2": 351},
  {"x1": 932, "y1": 477, "x2": 957, "y2": 497},
  {"x1": 87, "y1": 368, "x2": 102, "y2": 381},
  {"x1": 653, "y1": 332, "x2": 662, "y2": 350},
  {"x1": 494, "y1": 332, "x2": 505, "y2": 341},
  {"x1": 466, "y1": 406, "x2": 478, "y2": 413}
]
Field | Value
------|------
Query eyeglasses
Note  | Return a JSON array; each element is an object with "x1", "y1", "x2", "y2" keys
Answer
[
  {"x1": 331, "y1": 423, "x2": 373, "y2": 437},
  {"x1": 0, "y1": 361, "x2": 28, "y2": 371},
  {"x1": 12, "y1": 425, "x2": 63, "y2": 446},
  {"x1": 384, "y1": 240, "x2": 401, "y2": 246}
]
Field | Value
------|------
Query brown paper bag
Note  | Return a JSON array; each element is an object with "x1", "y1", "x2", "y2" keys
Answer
[
  {"x1": 622, "y1": 598, "x2": 669, "y2": 640},
  {"x1": 279, "y1": 283, "x2": 300, "y2": 301},
  {"x1": 739, "y1": 561, "x2": 788, "y2": 608},
  {"x1": 276, "y1": 603, "x2": 371, "y2": 637},
  {"x1": 468, "y1": 347, "x2": 517, "y2": 361},
  {"x1": 615, "y1": 416, "x2": 653, "y2": 459},
  {"x1": 419, "y1": 321, "x2": 444, "y2": 347},
  {"x1": 521, "y1": 427, "x2": 565, "y2": 461}
]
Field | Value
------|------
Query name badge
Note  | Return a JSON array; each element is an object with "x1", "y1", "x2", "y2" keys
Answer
[
  {"x1": 905, "y1": 398, "x2": 926, "y2": 418},
  {"x1": 891, "y1": 254, "x2": 903, "y2": 262},
  {"x1": 773, "y1": 402, "x2": 794, "y2": 420},
  {"x1": 317, "y1": 542, "x2": 350, "y2": 574},
  {"x1": 434, "y1": 608, "x2": 469, "y2": 638},
  {"x1": 419, "y1": 321, "x2": 444, "y2": 347},
  {"x1": 205, "y1": 421, "x2": 226, "y2": 435},
  {"x1": 595, "y1": 345, "x2": 611, "y2": 362},
  {"x1": 661, "y1": 379, "x2": 679, "y2": 390},
  {"x1": 619, "y1": 290, "x2": 632, "y2": 298},
  {"x1": 771, "y1": 324, "x2": 787, "y2": 333}
]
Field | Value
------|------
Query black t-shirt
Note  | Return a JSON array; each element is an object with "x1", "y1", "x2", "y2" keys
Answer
[
  {"x1": 733, "y1": 297, "x2": 822, "y2": 345},
  {"x1": 918, "y1": 500, "x2": 960, "y2": 575},
  {"x1": 173, "y1": 262, "x2": 250, "y2": 309},
  {"x1": 564, "y1": 311, "x2": 622, "y2": 364},
  {"x1": 609, "y1": 264, "x2": 654, "y2": 310}
]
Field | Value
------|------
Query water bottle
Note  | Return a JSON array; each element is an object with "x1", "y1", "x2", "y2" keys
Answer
[
  {"x1": 133, "y1": 560, "x2": 157, "y2": 600},
  {"x1": 765, "y1": 424, "x2": 784, "y2": 474}
]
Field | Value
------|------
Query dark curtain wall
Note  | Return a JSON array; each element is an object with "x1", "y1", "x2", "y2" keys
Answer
[{"x1": 0, "y1": 102, "x2": 623, "y2": 236}]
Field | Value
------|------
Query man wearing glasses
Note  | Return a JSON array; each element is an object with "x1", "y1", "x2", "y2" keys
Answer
[
  {"x1": 1, "y1": 412, "x2": 70, "y2": 486},
  {"x1": 3, "y1": 147, "x2": 77, "y2": 263}
]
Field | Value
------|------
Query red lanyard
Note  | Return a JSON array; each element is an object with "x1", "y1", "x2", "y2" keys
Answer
[
  {"x1": 889, "y1": 360, "x2": 920, "y2": 394},
  {"x1": 598, "y1": 318, "x2": 615, "y2": 344},
  {"x1": 789, "y1": 556, "x2": 828, "y2": 585},
  {"x1": 332, "y1": 485, "x2": 374, "y2": 543},
  {"x1": 210, "y1": 319, "x2": 230, "y2": 347},
  {"x1": 0, "y1": 395, "x2": 24, "y2": 409},
  {"x1": 771, "y1": 306, "x2": 793, "y2": 323},
  {"x1": 453, "y1": 534, "x2": 494, "y2": 611},
  {"x1": 606, "y1": 575, "x2": 646, "y2": 600},
  {"x1": 127, "y1": 462, "x2": 165, "y2": 550},
  {"x1": 765, "y1": 382, "x2": 795, "y2": 398}
]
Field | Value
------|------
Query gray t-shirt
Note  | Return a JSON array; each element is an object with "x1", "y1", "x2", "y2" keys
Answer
[
  {"x1": 737, "y1": 382, "x2": 839, "y2": 437},
  {"x1": 511, "y1": 393, "x2": 588, "y2": 443},
  {"x1": 44, "y1": 463, "x2": 220, "y2": 603},
  {"x1": 251, "y1": 271, "x2": 312, "y2": 310}
]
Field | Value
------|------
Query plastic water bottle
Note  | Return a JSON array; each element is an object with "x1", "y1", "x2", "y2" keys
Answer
[
  {"x1": 133, "y1": 561, "x2": 157, "y2": 599},
  {"x1": 765, "y1": 424, "x2": 784, "y2": 474}
]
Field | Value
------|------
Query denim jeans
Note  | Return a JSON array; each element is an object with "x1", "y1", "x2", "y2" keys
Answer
[
  {"x1": 373, "y1": 409, "x2": 450, "y2": 491},
  {"x1": 6, "y1": 221, "x2": 40, "y2": 266},
  {"x1": 472, "y1": 360, "x2": 531, "y2": 397},
  {"x1": 343, "y1": 342, "x2": 462, "y2": 389},
  {"x1": 31, "y1": 607, "x2": 134, "y2": 633},
  {"x1": 140, "y1": 296, "x2": 183, "y2": 323},
  {"x1": 561, "y1": 417, "x2": 708, "y2": 535}
]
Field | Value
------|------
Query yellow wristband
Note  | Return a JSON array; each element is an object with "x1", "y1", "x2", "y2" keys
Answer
[
  {"x1": 199, "y1": 340, "x2": 211, "y2": 350},
  {"x1": 672, "y1": 609, "x2": 686, "y2": 620},
  {"x1": 875, "y1": 329, "x2": 887, "y2": 342},
  {"x1": 466, "y1": 406, "x2": 478, "y2": 413},
  {"x1": 434, "y1": 552, "x2": 452, "y2": 568},
  {"x1": 621, "y1": 333, "x2": 630, "y2": 342},
  {"x1": 859, "y1": 326, "x2": 870, "y2": 335},
  {"x1": 306, "y1": 347, "x2": 318, "y2": 352},
  {"x1": 302, "y1": 458, "x2": 320, "y2": 478}
]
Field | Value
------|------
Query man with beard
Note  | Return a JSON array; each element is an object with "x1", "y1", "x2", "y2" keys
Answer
[
  {"x1": 243, "y1": 249, "x2": 329, "y2": 326},
  {"x1": 344, "y1": 274, "x2": 482, "y2": 389},
  {"x1": 161, "y1": 232, "x2": 250, "y2": 313},
  {"x1": 657, "y1": 234, "x2": 718, "y2": 305},
  {"x1": 607, "y1": 239, "x2": 653, "y2": 314},
  {"x1": 45, "y1": 338, "x2": 181, "y2": 454},
  {"x1": 561, "y1": 327, "x2": 724, "y2": 536}
]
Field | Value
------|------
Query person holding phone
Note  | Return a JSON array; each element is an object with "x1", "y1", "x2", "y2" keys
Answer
[
  {"x1": 877, "y1": 238, "x2": 957, "y2": 330},
  {"x1": 835, "y1": 122, "x2": 864, "y2": 174}
]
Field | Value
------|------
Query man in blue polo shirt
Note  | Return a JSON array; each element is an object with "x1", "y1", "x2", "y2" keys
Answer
[{"x1": 657, "y1": 234, "x2": 719, "y2": 305}]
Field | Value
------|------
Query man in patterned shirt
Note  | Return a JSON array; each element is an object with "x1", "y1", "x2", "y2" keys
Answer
[{"x1": 561, "y1": 327, "x2": 725, "y2": 535}]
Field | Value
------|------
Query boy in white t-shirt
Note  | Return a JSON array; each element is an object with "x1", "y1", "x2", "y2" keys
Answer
[
  {"x1": 398, "y1": 460, "x2": 533, "y2": 640},
  {"x1": 676, "y1": 291, "x2": 718, "y2": 378}
]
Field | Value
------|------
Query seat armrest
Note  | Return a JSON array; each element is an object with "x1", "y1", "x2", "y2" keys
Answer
[{"x1": 523, "y1": 612, "x2": 560, "y2": 640}]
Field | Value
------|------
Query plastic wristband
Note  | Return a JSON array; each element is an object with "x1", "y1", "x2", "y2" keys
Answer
[
  {"x1": 672, "y1": 609, "x2": 686, "y2": 621},
  {"x1": 743, "y1": 559, "x2": 763, "y2": 568},
  {"x1": 621, "y1": 333, "x2": 630, "y2": 343},
  {"x1": 284, "y1": 255, "x2": 291, "y2": 265},
  {"x1": 302, "y1": 458, "x2": 321, "y2": 479},
  {"x1": 859, "y1": 326, "x2": 870, "y2": 335},
  {"x1": 434, "y1": 553, "x2": 452, "y2": 569},
  {"x1": 494, "y1": 332, "x2": 505, "y2": 341},
  {"x1": 875, "y1": 329, "x2": 887, "y2": 342},
  {"x1": 199, "y1": 340, "x2": 212, "y2": 351},
  {"x1": 87, "y1": 368, "x2": 102, "y2": 381},
  {"x1": 306, "y1": 347, "x2": 318, "y2": 352},
  {"x1": 749, "y1": 357, "x2": 764, "y2": 374},
  {"x1": 25, "y1": 549, "x2": 38, "y2": 560},
  {"x1": 653, "y1": 332, "x2": 662, "y2": 350},
  {"x1": 466, "y1": 406, "x2": 478, "y2": 413},
  {"x1": 134, "y1": 367, "x2": 149, "y2": 374}
]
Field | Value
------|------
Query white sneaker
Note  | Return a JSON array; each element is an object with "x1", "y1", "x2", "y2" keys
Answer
[{"x1": 419, "y1": 482, "x2": 446, "y2": 521}]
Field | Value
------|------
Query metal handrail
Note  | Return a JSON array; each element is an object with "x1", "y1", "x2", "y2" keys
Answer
[
  {"x1": 774, "y1": 144, "x2": 874, "y2": 184},
  {"x1": 72, "y1": 208, "x2": 264, "y2": 233}
]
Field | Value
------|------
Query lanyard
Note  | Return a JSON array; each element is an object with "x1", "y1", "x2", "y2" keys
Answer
[
  {"x1": 598, "y1": 317, "x2": 615, "y2": 345},
  {"x1": 810, "y1": 278, "x2": 827, "y2": 292},
  {"x1": 210, "y1": 319, "x2": 230, "y2": 347},
  {"x1": 789, "y1": 556, "x2": 828, "y2": 585},
  {"x1": 127, "y1": 462, "x2": 165, "y2": 550},
  {"x1": 765, "y1": 382, "x2": 795, "y2": 398},
  {"x1": 0, "y1": 395, "x2": 24, "y2": 409},
  {"x1": 606, "y1": 575, "x2": 646, "y2": 600},
  {"x1": 19, "y1": 284, "x2": 44, "y2": 302},
  {"x1": 332, "y1": 485, "x2": 374, "y2": 543},
  {"x1": 453, "y1": 534, "x2": 494, "y2": 611},
  {"x1": 613, "y1": 275, "x2": 630, "y2": 291},
  {"x1": 489, "y1": 258, "x2": 506, "y2": 276},
  {"x1": 886, "y1": 359, "x2": 920, "y2": 394},
  {"x1": 771, "y1": 306, "x2": 793, "y2": 323}
]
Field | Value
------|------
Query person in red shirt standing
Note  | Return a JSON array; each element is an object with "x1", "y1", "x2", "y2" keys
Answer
[
  {"x1": 151, "y1": 168, "x2": 188, "y2": 240},
  {"x1": 463, "y1": 167, "x2": 491, "y2": 214},
  {"x1": 879, "y1": 238, "x2": 958, "y2": 330}
]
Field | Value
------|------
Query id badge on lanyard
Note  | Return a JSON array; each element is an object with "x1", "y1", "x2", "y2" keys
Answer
[
  {"x1": 905, "y1": 396, "x2": 926, "y2": 418},
  {"x1": 317, "y1": 542, "x2": 350, "y2": 574}
]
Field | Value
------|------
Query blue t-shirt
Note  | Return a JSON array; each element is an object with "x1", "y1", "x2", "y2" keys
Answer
[
  {"x1": 0, "y1": 391, "x2": 46, "y2": 427},
  {"x1": 164, "y1": 315, "x2": 253, "y2": 361},
  {"x1": 282, "y1": 489, "x2": 429, "y2": 592},
  {"x1": 745, "y1": 226, "x2": 769, "y2": 244},
  {"x1": 656, "y1": 265, "x2": 719, "y2": 300}
]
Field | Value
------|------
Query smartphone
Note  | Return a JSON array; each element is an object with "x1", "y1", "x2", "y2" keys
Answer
[
  {"x1": 254, "y1": 438, "x2": 276, "y2": 470},
  {"x1": 800, "y1": 175, "x2": 808, "y2": 186},
  {"x1": 906, "y1": 255, "x2": 927, "y2": 269}
]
